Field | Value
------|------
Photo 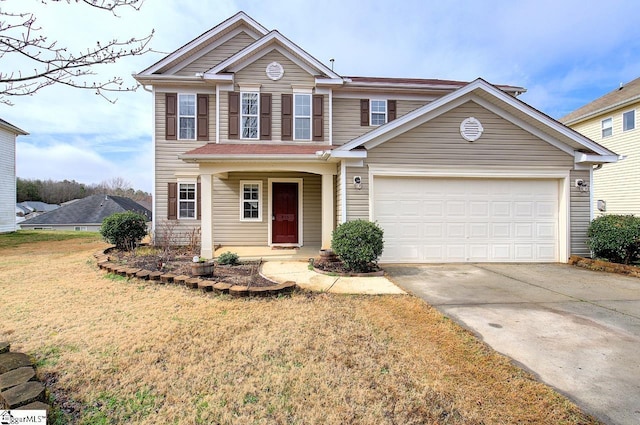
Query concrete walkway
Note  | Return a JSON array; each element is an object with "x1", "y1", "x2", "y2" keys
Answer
[
  {"x1": 261, "y1": 261, "x2": 405, "y2": 295},
  {"x1": 386, "y1": 263, "x2": 640, "y2": 425}
]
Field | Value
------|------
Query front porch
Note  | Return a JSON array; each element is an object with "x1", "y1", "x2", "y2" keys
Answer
[{"x1": 214, "y1": 245, "x2": 321, "y2": 261}]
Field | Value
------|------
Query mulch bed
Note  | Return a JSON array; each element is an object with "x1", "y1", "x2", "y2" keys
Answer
[{"x1": 109, "y1": 249, "x2": 277, "y2": 287}]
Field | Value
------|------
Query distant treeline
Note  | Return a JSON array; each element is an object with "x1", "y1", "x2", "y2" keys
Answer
[{"x1": 17, "y1": 177, "x2": 151, "y2": 205}]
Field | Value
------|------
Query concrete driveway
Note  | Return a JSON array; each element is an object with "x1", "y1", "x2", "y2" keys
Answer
[{"x1": 385, "y1": 263, "x2": 640, "y2": 425}]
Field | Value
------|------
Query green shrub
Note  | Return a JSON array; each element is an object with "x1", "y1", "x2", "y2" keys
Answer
[
  {"x1": 331, "y1": 219, "x2": 384, "y2": 272},
  {"x1": 217, "y1": 251, "x2": 239, "y2": 266},
  {"x1": 587, "y1": 214, "x2": 640, "y2": 264},
  {"x1": 100, "y1": 212, "x2": 148, "y2": 251}
]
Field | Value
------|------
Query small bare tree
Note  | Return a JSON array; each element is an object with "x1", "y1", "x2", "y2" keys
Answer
[{"x1": 0, "y1": 0, "x2": 154, "y2": 105}]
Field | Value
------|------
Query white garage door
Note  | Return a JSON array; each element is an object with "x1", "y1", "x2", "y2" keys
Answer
[{"x1": 373, "y1": 177, "x2": 559, "y2": 263}]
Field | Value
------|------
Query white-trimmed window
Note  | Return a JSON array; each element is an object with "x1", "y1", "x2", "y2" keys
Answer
[
  {"x1": 370, "y1": 100, "x2": 387, "y2": 126},
  {"x1": 240, "y1": 181, "x2": 262, "y2": 221},
  {"x1": 294, "y1": 94, "x2": 311, "y2": 140},
  {"x1": 74, "y1": 226, "x2": 87, "y2": 231},
  {"x1": 178, "y1": 183, "x2": 196, "y2": 219},
  {"x1": 623, "y1": 110, "x2": 635, "y2": 131},
  {"x1": 178, "y1": 94, "x2": 196, "y2": 140},
  {"x1": 241, "y1": 92, "x2": 259, "y2": 139},
  {"x1": 601, "y1": 117, "x2": 613, "y2": 138}
]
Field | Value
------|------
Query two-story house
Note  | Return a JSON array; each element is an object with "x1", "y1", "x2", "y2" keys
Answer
[
  {"x1": 561, "y1": 77, "x2": 639, "y2": 217},
  {"x1": 134, "y1": 12, "x2": 618, "y2": 263},
  {"x1": 0, "y1": 118, "x2": 28, "y2": 233}
]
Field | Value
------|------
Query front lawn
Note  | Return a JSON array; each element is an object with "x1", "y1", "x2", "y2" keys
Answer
[{"x1": 0, "y1": 236, "x2": 600, "y2": 424}]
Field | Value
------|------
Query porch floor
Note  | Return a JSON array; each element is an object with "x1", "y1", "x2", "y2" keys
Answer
[{"x1": 214, "y1": 245, "x2": 321, "y2": 261}]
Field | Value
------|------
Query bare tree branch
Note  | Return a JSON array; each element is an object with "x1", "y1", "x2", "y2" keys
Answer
[{"x1": 0, "y1": 0, "x2": 153, "y2": 105}]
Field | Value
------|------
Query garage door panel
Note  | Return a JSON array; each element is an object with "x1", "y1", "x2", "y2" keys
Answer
[{"x1": 374, "y1": 177, "x2": 559, "y2": 263}]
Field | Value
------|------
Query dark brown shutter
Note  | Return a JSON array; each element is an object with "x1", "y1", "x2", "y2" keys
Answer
[
  {"x1": 197, "y1": 94, "x2": 209, "y2": 141},
  {"x1": 168, "y1": 182, "x2": 177, "y2": 220},
  {"x1": 260, "y1": 93, "x2": 272, "y2": 140},
  {"x1": 388, "y1": 100, "x2": 396, "y2": 122},
  {"x1": 228, "y1": 91, "x2": 239, "y2": 139},
  {"x1": 166, "y1": 93, "x2": 177, "y2": 140},
  {"x1": 281, "y1": 94, "x2": 293, "y2": 141},
  {"x1": 196, "y1": 182, "x2": 201, "y2": 220},
  {"x1": 312, "y1": 94, "x2": 324, "y2": 141},
  {"x1": 360, "y1": 99, "x2": 369, "y2": 126}
]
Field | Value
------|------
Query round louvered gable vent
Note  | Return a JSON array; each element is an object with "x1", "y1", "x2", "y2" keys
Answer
[
  {"x1": 266, "y1": 62, "x2": 284, "y2": 81},
  {"x1": 460, "y1": 117, "x2": 484, "y2": 142}
]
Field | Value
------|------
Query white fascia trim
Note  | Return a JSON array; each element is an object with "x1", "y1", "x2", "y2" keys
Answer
[
  {"x1": 152, "y1": 86, "x2": 215, "y2": 94},
  {"x1": 340, "y1": 161, "x2": 346, "y2": 224},
  {"x1": 206, "y1": 31, "x2": 340, "y2": 79},
  {"x1": 165, "y1": 27, "x2": 259, "y2": 75},
  {"x1": 180, "y1": 154, "x2": 321, "y2": 162},
  {"x1": 139, "y1": 12, "x2": 268, "y2": 75},
  {"x1": 315, "y1": 77, "x2": 344, "y2": 86},
  {"x1": 330, "y1": 150, "x2": 367, "y2": 159},
  {"x1": 470, "y1": 95, "x2": 575, "y2": 156},
  {"x1": 574, "y1": 152, "x2": 621, "y2": 164},
  {"x1": 202, "y1": 74, "x2": 234, "y2": 83}
]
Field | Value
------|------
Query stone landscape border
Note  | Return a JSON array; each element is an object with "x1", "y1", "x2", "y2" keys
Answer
[
  {"x1": 94, "y1": 249, "x2": 297, "y2": 297},
  {"x1": 569, "y1": 255, "x2": 640, "y2": 278},
  {"x1": 0, "y1": 342, "x2": 50, "y2": 414}
]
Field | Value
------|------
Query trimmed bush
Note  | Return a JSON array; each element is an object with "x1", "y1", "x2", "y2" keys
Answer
[
  {"x1": 100, "y1": 211, "x2": 148, "y2": 251},
  {"x1": 217, "y1": 251, "x2": 239, "y2": 266},
  {"x1": 331, "y1": 219, "x2": 384, "y2": 272},
  {"x1": 587, "y1": 214, "x2": 640, "y2": 264}
]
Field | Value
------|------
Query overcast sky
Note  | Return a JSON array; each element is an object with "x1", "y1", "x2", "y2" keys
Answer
[{"x1": 2, "y1": 0, "x2": 640, "y2": 193}]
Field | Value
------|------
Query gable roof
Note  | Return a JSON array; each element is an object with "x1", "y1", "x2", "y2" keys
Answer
[
  {"x1": 333, "y1": 78, "x2": 619, "y2": 164},
  {"x1": 560, "y1": 77, "x2": 640, "y2": 125},
  {"x1": 18, "y1": 201, "x2": 59, "y2": 212},
  {"x1": 0, "y1": 118, "x2": 28, "y2": 136},
  {"x1": 204, "y1": 30, "x2": 341, "y2": 81},
  {"x1": 20, "y1": 195, "x2": 151, "y2": 226},
  {"x1": 137, "y1": 11, "x2": 269, "y2": 76}
]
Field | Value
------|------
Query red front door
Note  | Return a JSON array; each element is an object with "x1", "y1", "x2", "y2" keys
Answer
[{"x1": 272, "y1": 182, "x2": 298, "y2": 244}]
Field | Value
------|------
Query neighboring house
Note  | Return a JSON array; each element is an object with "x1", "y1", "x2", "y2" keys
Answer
[
  {"x1": 18, "y1": 201, "x2": 60, "y2": 213},
  {"x1": 561, "y1": 77, "x2": 639, "y2": 217},
  {"x1": 0, "y1": 118, "x2": 28, "y2": 233},
  {"x1": 20, "y1": 194, "x2": 152, "y2": 232},
  {"x1": 134, "y1": 12, "x2": 618, "y2": 263}
]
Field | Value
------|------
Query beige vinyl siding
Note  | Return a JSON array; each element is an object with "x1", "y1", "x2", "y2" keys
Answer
[
  {"x1": 570, "y1": 102, "x2": 640, "y2": 216},
  {"x1": 345, "y1": 166, "x2": 369, "y2": 221},
  {"x1": 366, "y1": 102, "x2": 573, "y2": 167},
  {"x1": 175, "y1": 31, "x2": 257, "y2": 76},
  {"x1": 220, "y1": 50, "x2": 328, "y2": 143},
  {"x1": 0, "y1": 129, "x2": 16, "y2": 233},
  {"x1": 212, "y1": 172, "x2": 321, "y2": 246},
  {"x1": 569, "y1": 169, "x2": 591, "y2": 257},
  {"x1": 154, "y1": 91, "x2": 213, "y2": 244},
  {"x1": 332, "y1": 98, "x2": 429, "y2": 146}
]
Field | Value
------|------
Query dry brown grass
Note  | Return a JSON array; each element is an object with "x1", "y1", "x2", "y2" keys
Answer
[{"x1": 0, "y1": 236, "x2": 601, "y2": 424}]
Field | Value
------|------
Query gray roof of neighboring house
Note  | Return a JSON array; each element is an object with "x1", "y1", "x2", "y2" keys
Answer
[
  {"x1": 18, "y1": 201, "x2": 60, "y2": 212},
  {"x1": 20, "y1": 194, "x2": 152, "y2": 226},
  {"x1": 561, "y1": 76, "x2": 640, "y2": 125},
  {"x1": 0, "y1": 118, "x2": 28, "y2": 135}
]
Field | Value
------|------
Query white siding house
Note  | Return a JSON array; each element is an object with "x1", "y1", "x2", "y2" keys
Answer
[{"x1": 0, "y1": 119, "x2": 27, "y2": 233}]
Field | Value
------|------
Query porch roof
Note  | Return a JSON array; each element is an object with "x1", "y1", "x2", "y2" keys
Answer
[{"x1": 180, "y1": 143, "x2": 334, "y2": 161}]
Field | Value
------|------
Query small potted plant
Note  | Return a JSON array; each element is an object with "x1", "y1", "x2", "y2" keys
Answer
[{"x1": 191, "y1": 256, "x2": 214, "y2": 277}]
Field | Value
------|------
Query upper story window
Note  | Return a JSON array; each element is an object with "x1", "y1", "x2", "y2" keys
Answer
[
  {"x1": 241, "y1": 92, "x2": 259, "y2": 139},
  {"x1": 361, "y1": 99, "x2": 396, "y2": 126},
  {"x1": 179, "y1": 183, "x2": 196, "y2": 219},
  {"x1": 623, "y1": 110, "x2": 635, "y2": 131},
  {"x1": 294, "y1": 94, "x2": 311, "y2": 140},
  {"x1": 178, "y1": 94, "x2": 196, "y2": 140},
  {"x1": 601, "y1": 117, "x2": 613, "y2": 138},
  {"x1": 165, "y1": 93, "x2": 209, "y2": 141},
  {"x1": 370, "y1": 100, "x2": 387, "y2": 126}
]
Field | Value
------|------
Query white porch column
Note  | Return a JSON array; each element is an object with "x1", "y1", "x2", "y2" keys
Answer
[
  {"x1": 200, "y1": 174, "x2": 214, "y2": 258},
  {"x1": 321, "y1": 173, "x2": 334, "y2": 249}
]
